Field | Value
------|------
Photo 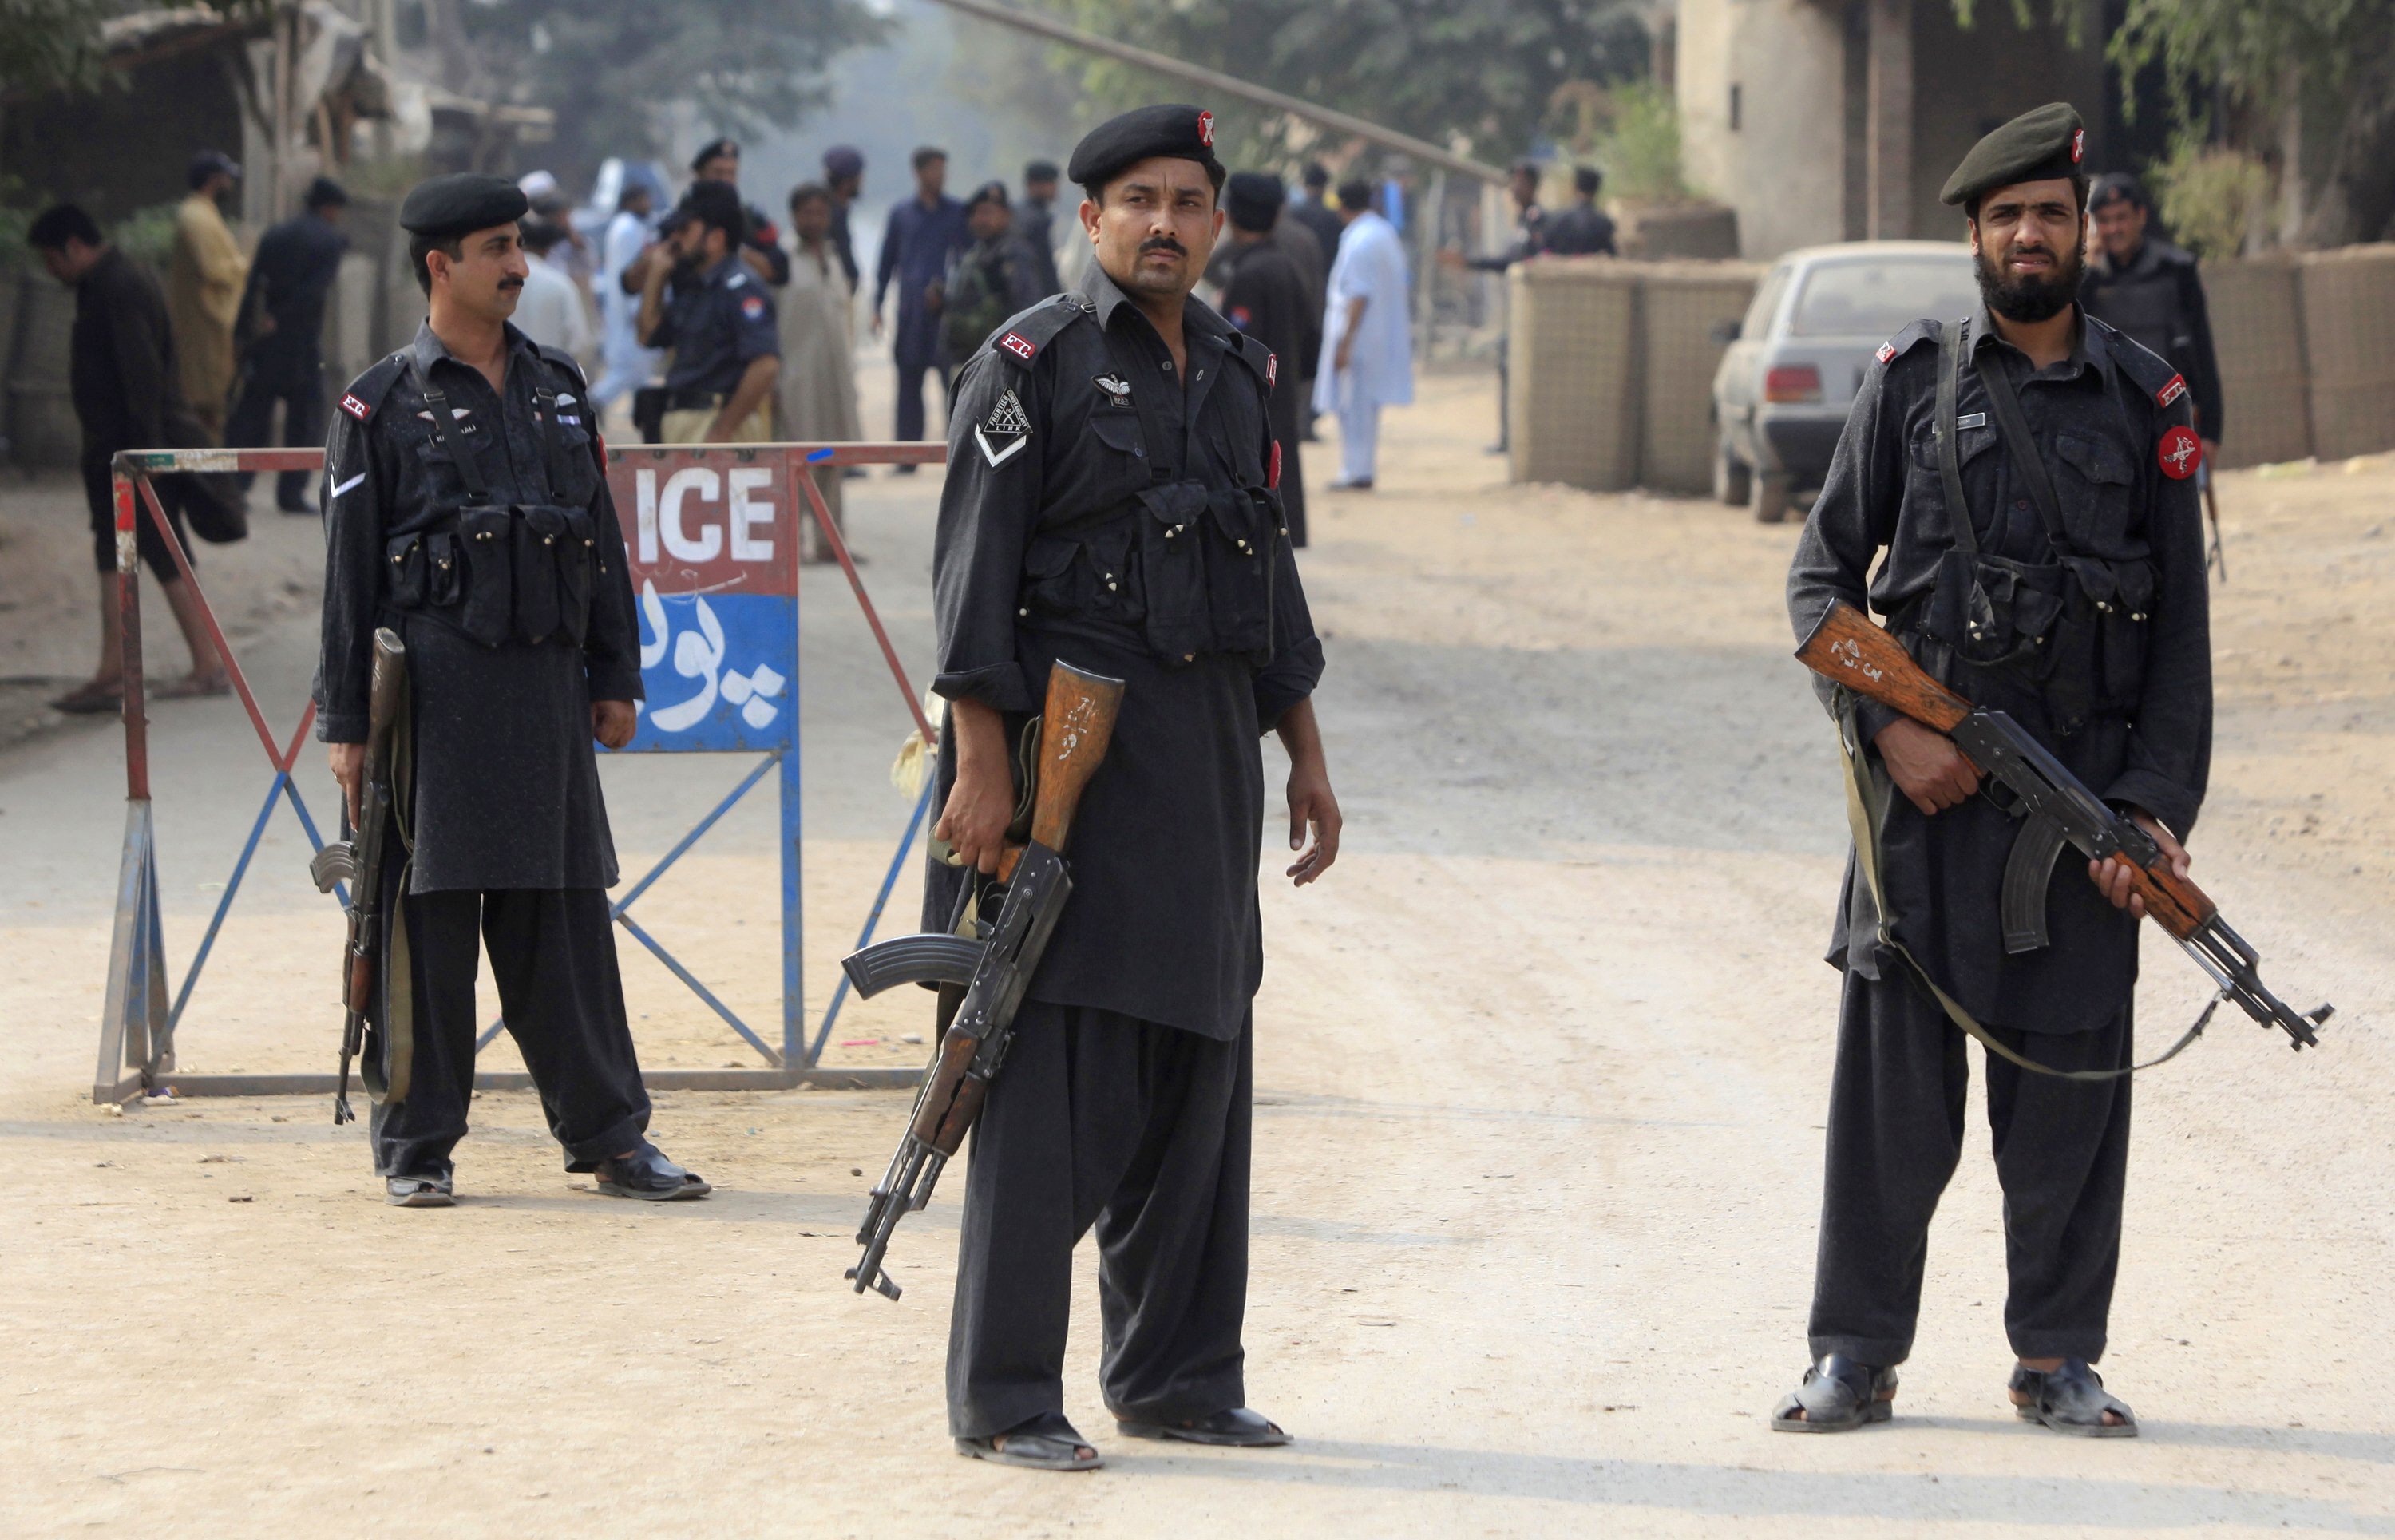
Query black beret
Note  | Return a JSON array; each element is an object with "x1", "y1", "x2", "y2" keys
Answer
[
  {"x1": 303, "y1": 176, "x2": 349, "y2": 209},
  {"x1": 1024, "y1": 159, "x2": 1060, "y2": 183},
  {"x1": 679, "y1": 180, "x2": 746, "y2": 236},
  {"x1": 1225, "y1": 171, "x2": 1283, "y2": 233},
  {"x1": 1067, "y1": 104, "x2": 1225, "y2": 193},
  {"x1": 964, "y1": 180, "x2": 1010, "y2": 214},
  {"x1": 1940, "y1": 101, "x2": 2087, "y2": 208},
  {"x1": 2088, "y1": 172, "x2": 2147, "y2": 212},
  {"x1": 823, "y1": 144, "x2": 864, "y2": 180},
  {"x1": 692, "y1": 137, "x2": 739, "y2": 172},
  {"x1": 399, "y1": 173, "x2": 528, "y2": 237}
]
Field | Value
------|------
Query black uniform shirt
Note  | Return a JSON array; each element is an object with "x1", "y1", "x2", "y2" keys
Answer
[
  {"x1": 316, "y1": 320, "x2": 643, "y2": 893},
  {"x1": 653, "y1": 254, "x2": 779, "y2": 395},
  {"x1": 1543, "y1": 202, "x2": 1617, "y2": 256},
  {"x1": 927, "y1": 262, "x2": 1324, "y2": 1038},
  {"x1": 1468, "y1": 204, "x2": 1549, "y2": 271},
  {"x1": 2081, "y1": 237, "x2": 2225, "y2": 440},
  {"x1": 240, "y1": 212, "x2": 349, "y2": 374},
  {"x1": 1787, "y1": 306, "x2": 2211, "y2": 1033}
]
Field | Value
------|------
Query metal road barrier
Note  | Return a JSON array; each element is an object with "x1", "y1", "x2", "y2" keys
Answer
[{"x1": 92, "y1": 440, "x2": 945, "y2": 1104}]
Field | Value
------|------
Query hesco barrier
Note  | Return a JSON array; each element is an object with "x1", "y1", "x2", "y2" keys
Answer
[
  {"x1": 2295, "y1": 243, "x2": 2395, "y2": 463},
  {"x1": 1507, "y1": 257, "x2": 1760, "y2": 496},
  {"x1": 92, "y1": 440, "x2": 944, "y2": 1106},
  {"x1": 2207, "y1": 255, "x2": 2312, "y2": 470},
  {"x1": 1509, "y1": 245, "x2": 2395, "y2": 494}
]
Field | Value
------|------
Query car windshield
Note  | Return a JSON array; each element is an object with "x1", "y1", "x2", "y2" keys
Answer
[{"x1": 1788, "y1": 258, "x2": 1978, "y2": 338}]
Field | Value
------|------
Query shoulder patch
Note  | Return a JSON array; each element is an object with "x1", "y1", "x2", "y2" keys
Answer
[
  {"x1": 1874, "y1": 319, "x2": 1940, "y2": 370},
  {"x1": 336, "y1": 351, "x2": 409, "y2": 422},
  {"x1": 2156, "y1": 373, "x2": 2187, "y2": 410},
  {"x1": 2158, "y1": 424, "x2": 2203, "y2": 480},
  {"x1": 2086, "y1": 315, "x2": 2183, "y2": 408},
  {"x1": 983, "y1": 293, "x2": 1088, "y2": 370}
]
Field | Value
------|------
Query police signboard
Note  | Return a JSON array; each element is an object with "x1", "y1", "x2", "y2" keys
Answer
[{"x1": 609, "y1": 447, "x2": 798, "y2": 753}]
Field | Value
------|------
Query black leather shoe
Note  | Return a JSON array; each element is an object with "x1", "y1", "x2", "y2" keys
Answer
[
  {"x1": 385, "y1": 1173, "x2": 454, "y2": 1207},
  {"x1": 1115, "y1": 1407, "x2": 1289, "y2": 1447},
  {"x1": 592, "y1": 1143, "x2": 710, "y2": 1201}
]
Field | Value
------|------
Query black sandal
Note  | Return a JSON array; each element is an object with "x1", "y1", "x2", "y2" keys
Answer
[
  {"x1": 2010, "y1": 1358, "x2": 2137, "y2": 1437},
  {"x1": 1115, "y1": 1407, "x2": 1289, "y2": 1447},
  {"x1": 955, "y1": 1411, "x2": 1102, "y2": 1471},
  {"x1": 1771, "y1": 1354, "x2": 1898, "y2": 1433}
]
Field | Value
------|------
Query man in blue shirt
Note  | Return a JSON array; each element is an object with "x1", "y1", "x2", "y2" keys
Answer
[
  {"x1": 637, "y1": 183, "x2": 780, "y2": 442},
  {"x1": 873, "y1": 145, "x2": 969, "y2": 465}
]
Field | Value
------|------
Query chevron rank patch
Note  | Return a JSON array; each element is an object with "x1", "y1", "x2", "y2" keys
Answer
[{"x1": 974, "y1": 388, "x2": 1032, "y2": 468}]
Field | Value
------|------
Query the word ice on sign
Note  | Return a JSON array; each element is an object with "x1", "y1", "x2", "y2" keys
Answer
[{"x1": 612, "y1": 452, "x2": 800, "y2": 753}]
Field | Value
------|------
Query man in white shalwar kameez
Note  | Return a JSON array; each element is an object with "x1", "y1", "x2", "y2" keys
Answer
[
  {"x1": 594, "y1": 182, "x2": 661, "y2": 416},
  {"x1": 1312, "y1": 180, "x2": 1413, "y2": 489}
]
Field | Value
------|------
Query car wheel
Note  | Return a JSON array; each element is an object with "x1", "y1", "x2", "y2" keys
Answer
[
  {"x1": 1750, "y1": 469, "x2": 1792, "y2": 525},
  {"x1": 1714, "y1": 440, "x2": 1752, "y2": 506}
]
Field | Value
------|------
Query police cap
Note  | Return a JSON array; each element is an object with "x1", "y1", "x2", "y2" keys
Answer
[
  {"x1": 1225, "y1": 171, "x2": 1283, "y2": 234},
  {"x1": 398, "y1": 172, "x2": 528, "y2": 239},
  {"x1": 823, "y1": 144, "x2": 865, "y2": 180},
  {"x1": 692, "y1": 137, "x2": 739, "y2": 172},
  {"x1": 679, "y1": 180, "x2": 746, "y2": 238},
  {"x1": 1067, "y1": 104, "x2": 1225, "y2": 196},
  {"x1": 1939, "y1": 102, "x2": 2086, "y2": 209}
]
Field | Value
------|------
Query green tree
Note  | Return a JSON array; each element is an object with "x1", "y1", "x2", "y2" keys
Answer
[
  {"x1": 2108, "y1": 0, "x2": 2395, "y2": 246},
  {"x1": 1039, "y1": 0, "x2": 1651, "y2": 169},
  {"x1": 449, "y1": 0, "x2": 890, "y2": 185},
  {"x1": 0, "y1": 0, "x2": 271, "y2": 97}
]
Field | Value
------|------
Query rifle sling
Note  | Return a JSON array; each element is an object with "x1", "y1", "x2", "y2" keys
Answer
[
  {"x1": 1935, "y1": 321, "x2": 1977, "y2": 560},
  {"x1": 1836, "y1": 699, "x2": 2216, "y2": 1079},
  {"x1": 1949, "y1": 315, "x2": 2080, "y2": 558}
]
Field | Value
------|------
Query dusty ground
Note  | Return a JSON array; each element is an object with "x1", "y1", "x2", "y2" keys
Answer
[{"x1": 1, "y1": 364, "x2": 2389, "y2": 1538}]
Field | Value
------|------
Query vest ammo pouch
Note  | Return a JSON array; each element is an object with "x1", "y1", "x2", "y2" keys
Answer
[
  {"x1": 1929, "y1": 318, "x2": 2154, "y2": 729},
  {"x1": 398, "y1": 372, "x2": 600, "y2": 649}
]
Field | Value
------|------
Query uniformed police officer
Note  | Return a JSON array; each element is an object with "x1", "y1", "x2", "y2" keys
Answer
[
  {"x1": 1779, "y1": 104, "x2": 2211, "y2": 1437},
  {"x1": 318, "y1": 174, "x2": 708, "y2": 1208},
  {"x1": 927, "y1": 104, "x2": 1340, "y2": 1471},
  {"x1": 2082, "y1": 172, "x2": 2226, "y2": 460},
  {"x1": 637, "y1": 181, "x2": 781, "y2": 444}
]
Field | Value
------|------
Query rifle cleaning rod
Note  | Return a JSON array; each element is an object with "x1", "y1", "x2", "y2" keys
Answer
[{"x1": 917, "y1": 0, "x2": 1511, "y2": 187}]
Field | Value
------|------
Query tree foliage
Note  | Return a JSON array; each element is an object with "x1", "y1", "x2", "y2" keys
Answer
[
  {"x1": 453, "y1": 0, "x2": 890, "y2": 184},
  {"x1": 0, "y1": 0, "x2": 271, "y2": 97},
  {"x1": 1042, "y1": 0, "x2": 1650, "y2": 168}
]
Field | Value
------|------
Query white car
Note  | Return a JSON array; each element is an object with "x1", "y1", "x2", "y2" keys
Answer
[{"x1": 1712, "y1": 240, "x2": 1979, "y2": 522}]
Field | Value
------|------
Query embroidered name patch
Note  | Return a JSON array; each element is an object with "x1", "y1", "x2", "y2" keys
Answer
[
  {"x1": 975, "y1": 388, "x2": 1032, "y2": 468},
  {"x1": 339, "y1": 394, "x2": 371, "y2": 421},
  {"x1": 2158, "y1": 424, "x2": 2203, "y2": 480},
  {"x1": 2156, "y1": 374, "x2": 2187, "y2": 409},
  {"x1": 998, "y1": 331, "x2": 1037, "y2": 362}
]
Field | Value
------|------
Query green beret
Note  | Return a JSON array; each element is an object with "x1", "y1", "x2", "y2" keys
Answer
[
  {"x1": 1067, "y1": 103, "x2": 1225, "y2": 194},
  {"x1": 398, "y1": 172, "x2": 529, "y2": 239},
  {"x1": 1939, "y1": 102, "x2": 2086, "y2": 208}
]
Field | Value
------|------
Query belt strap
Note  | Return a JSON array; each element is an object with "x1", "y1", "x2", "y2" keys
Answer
[
  {"x1": 414, "y1": 376, "x2": 491, "y2": 501},
  {"x1": 1835, "y1": 699, "x2": 2215, "y2": 1080},
  {"x1": 1935, "y1": 320, "x2": 1978, "y2": 560}
]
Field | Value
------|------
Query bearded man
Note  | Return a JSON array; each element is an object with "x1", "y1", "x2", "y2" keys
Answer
[{"x1": 1775, "y1": 103, "x2": 2211, "y2": 1439}]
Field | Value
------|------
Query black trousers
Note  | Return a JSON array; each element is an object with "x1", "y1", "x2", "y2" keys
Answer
[
  {"x1": 225, "y1": 362, "x2": 325, "y2": 506},
  {"x1": 370, "y1": 885, "x2": 651, "y2": 1180},
  {"x1": 948, "y1": 1002, "x2": 1253, "y2": 1439},
  {"x1": 894, "y1": 360, "x2": 951, "y2": 445},
  {"x1": 1807, "y1": 970, "x2": 2133, "y2": 1365}
]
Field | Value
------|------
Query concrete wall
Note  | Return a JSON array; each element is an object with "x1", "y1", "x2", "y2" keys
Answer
[{"x1": 1679, "y1": 0, "x2": 1849, "y2": 260}]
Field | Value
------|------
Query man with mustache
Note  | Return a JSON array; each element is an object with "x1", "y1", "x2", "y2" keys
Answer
[
  {"x1": 316, "y1": 174, "x2": 708, "y2": 1207},
  {"x1": 926, "y1": 104, "x2": 1339, "y2": 1471},
  {"x1": 1778, "y1": 104, "x2": 2211, "y2": 1438}
]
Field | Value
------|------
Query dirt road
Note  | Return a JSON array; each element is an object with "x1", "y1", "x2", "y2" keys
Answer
[{"x1": 2, "y1": 370, "x2": 2389, "y2": 1537}]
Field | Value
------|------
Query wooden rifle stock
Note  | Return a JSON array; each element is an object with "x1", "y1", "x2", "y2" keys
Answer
[
  {"x1": 995, "y1": 661, "x2": 1127, "y2": 881},
  {"x1": 341, "y1": 631, "x2": 409, "y2": 1009},
  {"x1": 1796, "y1": 600, "x2": 2217, "y2": 939}
]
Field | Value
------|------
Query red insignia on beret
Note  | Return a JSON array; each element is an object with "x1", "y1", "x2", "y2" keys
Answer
[
  {"x1": 2158, "y1": 424, "x2": 2202, "y2": 480},
  {"x1": 1875, "y1": 342, "x2": 1897, "y2": 366},
  {"x1": 2156, "y1": 374, "x2": 2187, "y2": 409},
  {"x1": 340, "y1": 393, "x2": 371, "y2": 421},
  {"x1": 1198, "y1": 111, "x2": 1214, "y2": 148},
  {"x1": 2072, "y1": 128, "x2": 2085, "y2": 164},
  {"x1": 998, "y1": 331, "x2": 1036, "y2": 361}
]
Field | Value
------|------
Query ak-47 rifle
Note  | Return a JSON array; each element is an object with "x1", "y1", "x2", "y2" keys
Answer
[
  {"x1": 838, "y1": 660, "x2": 1126, "y2": 1300},
  {"x1": 308, "y1": 627, "x2": 410, "y2": 1124},
  {"x1": 1799, "y1": 600, "x2": 2329, "y2": 1055}
]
